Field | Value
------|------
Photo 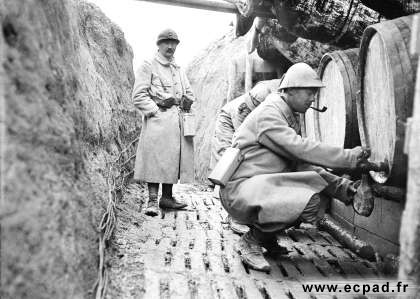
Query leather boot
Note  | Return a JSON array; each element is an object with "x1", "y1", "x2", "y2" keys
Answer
[
  {"x1": 159, "y1": 196, "x2": 187, "y2": 210},
  {"x1": 228, "y1": 216, "x2": 249, "y2": 235},
  {"x1": 159, "y1": 183, "x2": 188, "y2": 210},
  {"x1": 144, "y1": 196, "x2": 159, "y2": 216},
  {"x1": 235, "y1": 230, "x2": 271, "y2": 272},
  {"x1": 260, "y1": 237, "x2": 290, "y2": 255},
  {"x1": 145, "y1": 183, "x2": 159, "y2": 216},
  {"x1": 250, "y1": 227, "x2": 289, "y2": 255}
]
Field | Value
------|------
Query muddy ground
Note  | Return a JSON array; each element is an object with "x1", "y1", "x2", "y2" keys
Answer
[{"x1": 105, "y1": 184, "x2": 388, "y2": 299}]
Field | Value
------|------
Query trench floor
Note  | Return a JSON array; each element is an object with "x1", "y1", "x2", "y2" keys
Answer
[{"x1": 106, "y1": 184, "x2": 381, "y2": 299}]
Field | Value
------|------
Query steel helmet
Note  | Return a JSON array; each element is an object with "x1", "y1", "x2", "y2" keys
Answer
[
  {"x1": 157, "y1": 29, "x2": 180, "y2": 45},
  {"x1": 250, "y1": 82, "x2": 271, "y2": 103},
  {"x1": 279, "y1": 62, "x2": 325, "y2": 90},
  {"x1": 245, "y1": 82, "x2": 271, "y2": 110}
]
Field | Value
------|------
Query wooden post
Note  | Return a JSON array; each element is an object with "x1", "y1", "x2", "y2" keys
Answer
[
  {"x1": 245, "y1": 50, "x2": 253, "y2": 93},
  {"x1": 0, "y1": 35, "x2": 4, "y2": 213},
  {"x1": 399, "y1": 13, "x2": 420, "y2": 291}
]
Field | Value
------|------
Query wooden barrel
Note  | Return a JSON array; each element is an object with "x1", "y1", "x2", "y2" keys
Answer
[
  {"x1": 301, "y1": 49, "x2": 360, "y2": 148},
  {"x1": 358, "y1": 14, "x2": 419, "y2": 187}
]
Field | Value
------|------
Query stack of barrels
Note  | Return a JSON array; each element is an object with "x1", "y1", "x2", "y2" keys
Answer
[
  {"x1": 302, "y1": 13, "x2": 419, "y2": 188},
  {"x1": 301, "y1": 13, "x2": 419, "y2": 255}
]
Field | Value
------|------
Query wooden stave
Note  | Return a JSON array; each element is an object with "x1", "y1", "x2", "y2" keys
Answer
[
  {"x1": 318, "y1": 49, "x2": 360, "y2": 148},
  {"x1": 358, "y1": 14, "x2": 419, "y2": 187},
  {"x1": 302, "y1": 49, "x2": 360, "y2": 148},
  {"x1": 336, "y1": 49, "x2": 361, "y2": 148}
]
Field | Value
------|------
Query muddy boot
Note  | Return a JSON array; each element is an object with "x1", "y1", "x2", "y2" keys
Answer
[
  {"x1": 159, "y1": 183, "x2": 187, "y2": 210},
  {"x1": 159, "y1": 196, "x2": 187, "y2": 210},
  {"x1": 259, "y1": 234, "x2": 289, "y2": 255},
  {"x1": 144, "y1": 197, "x2": 159, "y2": 216},
  {"x1": 235, "y1": 228, "x2": 271, "y2": 272},
  {"x1": 228, "y1": 216, "x2": 249, "y2": 235},
  {"x1": 145, "y1": 183, "x2": 159, "y2": 216}
]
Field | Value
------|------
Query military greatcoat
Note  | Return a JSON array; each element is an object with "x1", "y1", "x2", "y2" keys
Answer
[
  {"x1": 132, "y1": 52, "x2": 195, "y2": 184},
  {"x1": 220, "y1": 93, "x2": 360, "y2": 231}
]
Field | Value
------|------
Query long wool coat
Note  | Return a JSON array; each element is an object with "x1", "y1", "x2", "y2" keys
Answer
[
  {"x1": 132, "y1": 53, "x2": 195, "y2": 184},
  {"x1": 220, "y1": 93, "x2": 360, "y2": 231}
]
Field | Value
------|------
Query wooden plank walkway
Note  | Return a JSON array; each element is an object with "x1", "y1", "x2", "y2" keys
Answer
[{"x1": 106, "y1": 184, "x2": 382, "y2": 299}]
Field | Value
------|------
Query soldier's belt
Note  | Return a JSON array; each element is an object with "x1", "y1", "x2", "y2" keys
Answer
[{"x1": 153, "y1": 97, "x2": 180, "y2": 108}]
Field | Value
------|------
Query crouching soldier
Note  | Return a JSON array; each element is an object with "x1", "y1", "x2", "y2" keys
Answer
[
  {"x1": 132, "y1": 29, "x2": 195, "y2": 216},
  {"x1": 219, "y1": 63, "x2": 377, "y2": 271},
  {"x1": 209, "y1": 81, "x2": 278, "y2": 234}
]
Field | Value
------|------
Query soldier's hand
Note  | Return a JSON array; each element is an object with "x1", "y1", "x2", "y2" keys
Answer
[
  {"x1": 158, "y1": 97, "x2": 175, "y2": 108},
  {"x1": 181, "y1": 96, "x2": 193, "y2": 111},
  {"x1": 349, "y1": 146, "x2": 369, "y2": 167},
  {"x1": 352, "y1": 146, "x2": 371, "y2": 162},
  {"x1": 350, "y1": 146, "x2": 387, "y2": 174},
  {"x1": 352, "y1": 145, "x2": 389, "y2": 174}
]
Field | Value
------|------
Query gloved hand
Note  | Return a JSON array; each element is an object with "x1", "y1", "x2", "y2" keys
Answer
[
  {"x1": 351, "y1": 146, "x2": 389, "y2": 174},
  {"x1": 156, "y1": 97, "x2": 175, "y2": 108},
  {"x1": 351, "y1": 146, "x2": 371, "y2": 162},
  {"x1": 180, "y1": 95, "x2": 193, "y2": 111},
  {"x1": 350, "y1": 146, "x2": 370, "y2": 169}
]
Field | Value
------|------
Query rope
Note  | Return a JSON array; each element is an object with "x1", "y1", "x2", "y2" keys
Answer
[{"x1": 93, "y1": 136, "x2": 139, "y2": 299}]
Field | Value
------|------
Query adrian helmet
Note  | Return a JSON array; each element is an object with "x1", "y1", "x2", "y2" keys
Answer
[
  {"x1": 157, "y1": 28, "x2": 180, "y2": 45},
  {"x1": 279, "y1": 62, "x2": 325, "y2": 90}
]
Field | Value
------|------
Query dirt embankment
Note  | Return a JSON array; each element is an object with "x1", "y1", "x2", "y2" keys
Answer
[
  {"x1": 1, "y1": 0, "x2": 140, "y2": 297},
  {"x1": 187, "y1": 29, "x2": 247, "y2": 184}
]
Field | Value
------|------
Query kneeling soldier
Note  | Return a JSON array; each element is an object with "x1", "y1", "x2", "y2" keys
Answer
[{"x1": 219, "y1": 63, "x2": 375, "y2": 271}]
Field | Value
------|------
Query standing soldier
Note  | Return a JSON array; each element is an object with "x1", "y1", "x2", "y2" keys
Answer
[{"x1": 132, "y1": 29, "x2": 195, "y2": 216}]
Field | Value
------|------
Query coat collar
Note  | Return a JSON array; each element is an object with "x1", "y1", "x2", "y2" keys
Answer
[
  {"x1": 155, "y1": 52, "x2": 179, "y2": 68},
  {"x1": 278, "y1": 94, "x2": 300, "y2": 132}
]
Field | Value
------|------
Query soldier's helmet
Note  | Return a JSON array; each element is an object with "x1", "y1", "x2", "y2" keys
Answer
[
  {"x1": 157, "y1": 29, "x2": 180, "y2": 45},
  {"x1": 249, "y1": 82, "x2": 271, "y2": 104},
  {"x1": 279, "y1": 63, "x2": 325, "y2": 90}
]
